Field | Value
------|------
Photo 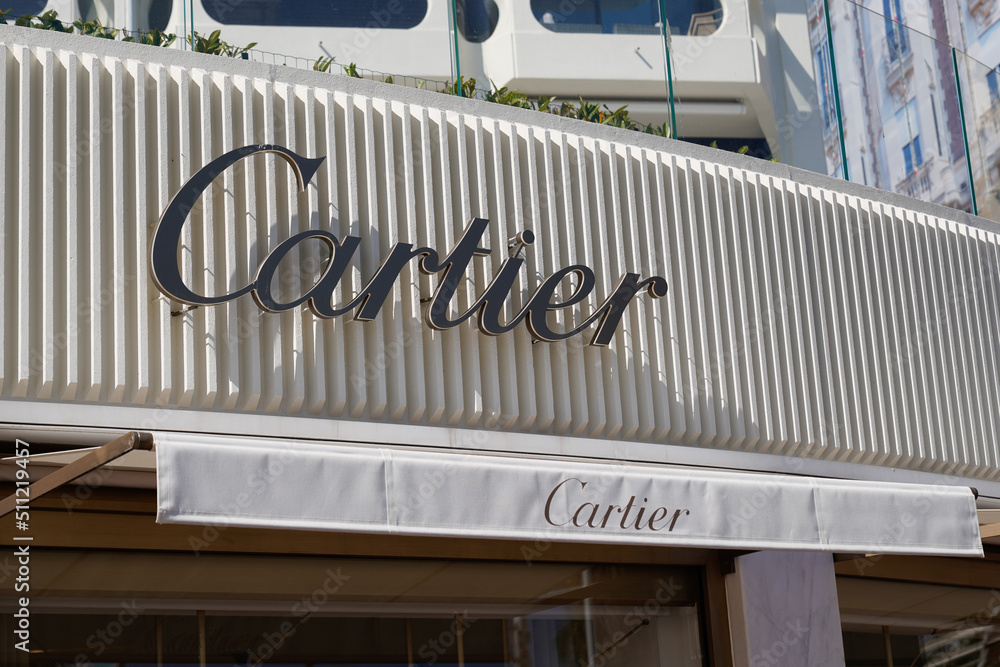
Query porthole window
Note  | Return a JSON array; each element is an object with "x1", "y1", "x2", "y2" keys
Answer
[
  {"x1": 202, "y1": 0, "x2": 428, "y2": 29},
  {"x1": 456, "y1": 0, "x2": 499, "y2": 43},
  {"x1": 7, "y1": 0, "x2": 48, "y2": 18},
  {"x1": 146, "y1": 0, "x2": 173, "y2": 31},
  {"x1": 530, "y1": 0, "x2": 723, "y2": 36}
]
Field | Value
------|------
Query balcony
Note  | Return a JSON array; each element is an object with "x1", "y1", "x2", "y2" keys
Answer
[
  {"x1": 884, "y1": 45, "x2": 914, "y2": 101},
  {"x1": 897, "y1": 158, "x2": 933, "y2": 201}
]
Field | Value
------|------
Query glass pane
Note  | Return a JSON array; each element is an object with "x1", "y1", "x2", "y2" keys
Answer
[
  {"x1": 826, "y1": 0, "x2": 976, "y2": 211},
  {"x1": 956, "y1": 50, "x2": 1000, "y2": 221},
  {"x1": 23, "y1": 550, "x2": 708, "y2": 666},
  {"x1": 202, "y1": 0, "x2": 428, "y2": 29}
]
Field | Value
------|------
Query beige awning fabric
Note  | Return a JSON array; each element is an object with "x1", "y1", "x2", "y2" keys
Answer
[{"x1": 154, "y1": 434, "x2": 984, "y2": 557}]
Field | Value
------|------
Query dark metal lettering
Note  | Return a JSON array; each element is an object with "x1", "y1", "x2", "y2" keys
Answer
[{"x1": 149, "y1": 145, "x2": 668, "y2": 347}]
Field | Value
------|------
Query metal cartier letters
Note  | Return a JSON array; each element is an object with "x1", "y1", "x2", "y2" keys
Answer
[{"x1": 149, "y1": 145, "x2": 668, "y2": 346}]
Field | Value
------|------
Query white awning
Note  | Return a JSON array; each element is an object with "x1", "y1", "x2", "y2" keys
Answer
[{"x1": 155, "y1": 435, "x2": 984, "y2": 557}]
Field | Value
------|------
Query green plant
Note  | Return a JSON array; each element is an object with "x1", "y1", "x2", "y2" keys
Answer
[
  {"x1": 72, "y1": 18, "x2": 118, "y2": 38},
  {"x1": 0, "y1": 8, "x2": 13, "y2": 24},
  {"x1": 343, "y1": 62, "x2": 361, "y2": 78},
  {"x1": 187, "y1": 29, "x2": 256, "y2": 57},
  {"x1": 444, "y1": 76, "x2": 478, "y2": 98},
  {"x1": 124, "y1": 28, "x2": 177, "y2": 47},
  {"x1": 484, "y1": 81, "x2": 533, "y2": 109},
  {"x1": 313, "y1": 56, "x2": 336, "y2": 72}
]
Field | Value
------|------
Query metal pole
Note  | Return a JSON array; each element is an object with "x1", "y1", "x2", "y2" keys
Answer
[
  {"x1": 198, "y1": 610, "x2": 207, "y2": 667},
  {"x1": 952, "y1": 46, "x2": 980, "y2": 216},
  {"x1": 658, "y1": 0, "x2": 678, "y2": 138},
  {"x1": 823, "y1": 0, "x2": 850, "y2": 181},
  {"x1": 882, "y1": 625, "x2": 893, "y2": 667},
  {"x1": 450, "y1": 0, "x2": 462, "y2": 95}
]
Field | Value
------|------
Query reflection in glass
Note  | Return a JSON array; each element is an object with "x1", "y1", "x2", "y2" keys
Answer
[
  {"x1": 23, "y1": 550, "x2": 709, "y2": 666},
  {"x1": 530, "y1": 0, "x2": 722, "y2": 36},
  {"x1": 5, "y1": 0, "x2": 46, "y2": 17},
  {"x1": 201, "y1": 0, "x2": 428, "y2": 29}
]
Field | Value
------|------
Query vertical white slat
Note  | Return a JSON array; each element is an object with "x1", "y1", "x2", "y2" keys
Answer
[
  {"x1": 258, "y1": 79, "x2": 283, "y2": 412},
  {"x1": 664, "y1": 155, "x2": 701, "y2": 443},
  {"x1": 775, "y1": 180, "x2": 813, "y2": 457},
  {"x1": 632, "y1": 149, "x2": 662, "y2": 442},
  {"x1": 588, "y1": 142, "x2": 622, "y2": 439},
  {"x1": 705, "y1": 165, "x2": 741, "y2": 447},
  {"x1": 82, "y1": 53, "x2": 103, "y2": 402},
  {"x1": 191, "y1": 68, "x2": 218, "y2": 409},
  {"x1": 938, "y1": 219, "x2": 972, "y2": 471},
  {"x1": 279, "y1": 83, "x2": 306, "y2": 414},
  {"x1": 751, "y1": 174, "x2": 786, "y2": 452},
  {"x1": 881, "y1": 209, "x2": 918, "y2": 466},
  {"x1": 766, "y1": 180, "x2": 802, "y2": 455},
  {"x1": 825, "y1": 193, "x2": 864, "y2": 461},
  {"x1": 979, "y1": 232, "x2": 1000, "y2": 469},
  {"x1": 212, "y1": 72, "x2": 240, "y2": 410},
  {"x1": 922, "y1": 215, "x2": 959, "y2": 467},
  {"x1": 397, "y1": 103, "x2": 427, "y2": 423},
  {"x1": 416, "y1": 105, "x2": 445, "y2": 424},
  {"x1": 838, "y1": 198, "x2": 878, "y2": 463},
  {"x1": 575, "y1": 136, "x2": 609, "y2": 438},
  {"x1": 554, "y1": 132, "x2": 586, "y2": 436},
  {"x1": 537, "y1": 130, "x2": 565, "y2": 434},
  {"x1": 358, "y1": 95, "x2": 387, "y2": 419},
  {"x1": 911, "y1": 214, "x2": 947, "y2": 466},
  {"x1": 433, "y1": 108, "x2": 466, "y2": 426},
  {"x1": 472, "y1": 116, "x2": 499, "y2": 430},
  {"x1": 60, "y1": 50, "x2": 80, "y2": 401},
  {"x1": 339, "y1": 92, "x2": 367, "y2": 418},
  {"x1": 375, "y1": 97, "x2": 406, "y2": 421},
  {"x1": 952, "y1": 222, "x2": 987, "y2": 472},
  {"x1": 37, "y1": 48, "x2": 56, "y2": 400},
  {"x1": 12, "y1": 46, "x2": 33, "y2": 399},
  {"x1": 150, "y1": 63, "x2": 172, "y2": 405},
  {"x1": 617, "y1": 145, "x2": 649, "y2": 442},
  {"x1": 693, "y1": 158, "x2": 730, "y2": 447},
  {"x1": 507, "y1": 123, "x2": 537, "y2": 432},
  {"x1": 653, "y1": 155, "x2": 685, "y2": 442},
  {"x1": 679, "y1": 158, "x2": 716, "y2": 444},
  {"x1": 234, "y1": 74, "x2": 262, "y2": 411},
  {"x1": 300, "y1": 86, "x2": 328, "y2": 415},
  {"x1": 487, "y1": 119, "x2": 518, "y2": 430},
  {"x1": 896, "y1": 211, "x2": 931, "y2": 463},
  {"x1": 803, "y1": 190, "x2": 840, "y2": 456},
  {"x1": 129, "y1": 61, "x2": 150, "y2": 405},
  {"x1": 965, "y1": 227, "x2": 999, "y2": 471},
  {"x1": 106, "y1": 57, "x2": 128, "y2": 404},
  {"x1": 173, "y1": 63, "x2": 196, "y2": 407}
]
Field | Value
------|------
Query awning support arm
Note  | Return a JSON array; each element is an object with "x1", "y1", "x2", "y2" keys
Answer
[{"x1": 0, "y1": 431, "x2": 153, "y2": 518}]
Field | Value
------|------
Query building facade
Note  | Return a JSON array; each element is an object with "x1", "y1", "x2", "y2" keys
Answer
[{"x1": 1, "y1": 22, "x2": 1000, "y2": 667}]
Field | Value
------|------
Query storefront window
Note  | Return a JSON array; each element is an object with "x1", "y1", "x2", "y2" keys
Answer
[
  {"x1": 22, "y1": 550, "x2": 709, "y2": 665},
  {"x1": 530, "y1": 0, "x2": 723, "y2": 36},
  {"x1": 201, "y1": 0, "x2": 428, "y2": 29}
]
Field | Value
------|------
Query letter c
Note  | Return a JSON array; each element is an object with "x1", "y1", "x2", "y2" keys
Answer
[
  {"x1": 544, "y1": 478, "x2": 585, "y2": 527},
  {"x1": 149, "y1": 145, "x2": 325, "y2": 306}
]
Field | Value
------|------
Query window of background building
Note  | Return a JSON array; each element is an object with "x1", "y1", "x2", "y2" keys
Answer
[
  {"x1": 814, "y1": 40, "x2": 837, "y2": 134},
  {"x1": 904, "y1": 136, "x2": 923, "y2": 173},
  {"x1": 202, "y1": 0, "x2": 428, "y2": 29},
  {"x1": 989, "y1": 66, "x2": 1000, "y2": 105},
  {"x1": 6, "y1": 0, "x2": 47, "y2": 17},
  {"x1": 456, "y1": 0, "x2": 499, "y2": 42},
  {"x1": 530, "y1": 0, "x2": 722, "y2": 36},
  {"x1": 883, "y1": 0, "x2": 909, "y2": 60}
]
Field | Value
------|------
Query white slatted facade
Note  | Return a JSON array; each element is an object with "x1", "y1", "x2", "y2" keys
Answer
[{"x1": 3, "y1": 28, "x2": 1000, "y2": 480}]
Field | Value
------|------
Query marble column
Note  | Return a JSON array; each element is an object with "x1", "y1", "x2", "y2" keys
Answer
[{"x1": 726, "y1": 550, "x2": 846, "y2": 667}]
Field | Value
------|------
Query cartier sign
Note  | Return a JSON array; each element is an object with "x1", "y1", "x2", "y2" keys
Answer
[{"x1": 150, "y1": 145, "x2": 668, "y2": 346}]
